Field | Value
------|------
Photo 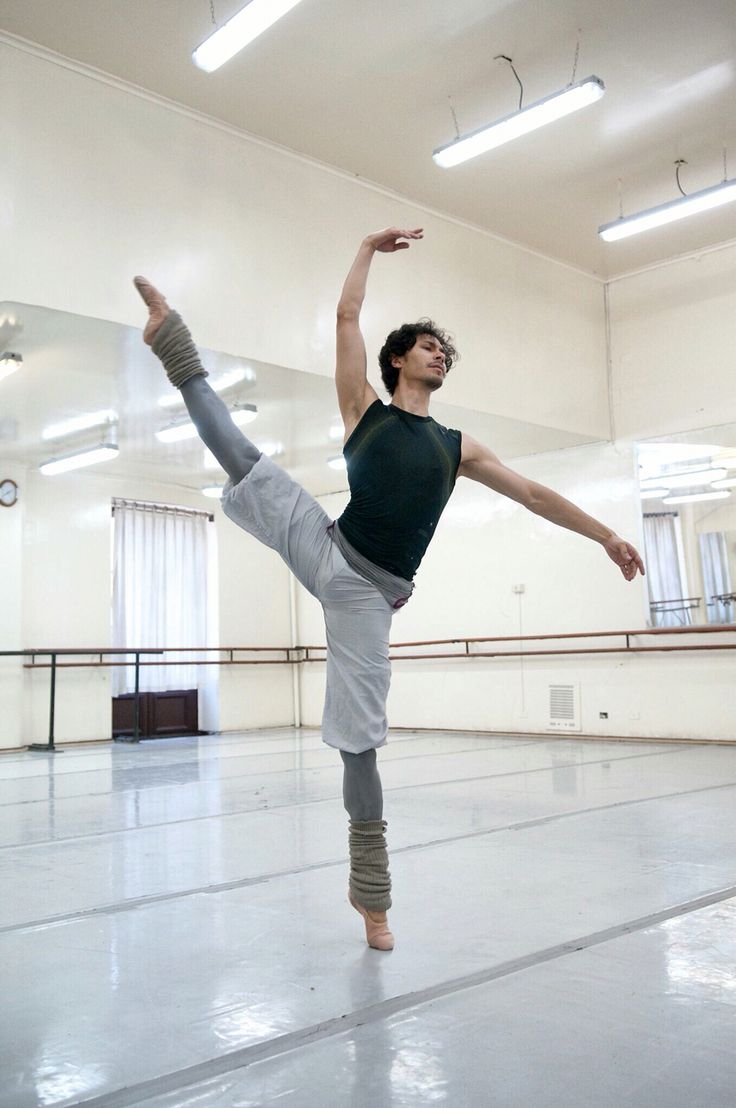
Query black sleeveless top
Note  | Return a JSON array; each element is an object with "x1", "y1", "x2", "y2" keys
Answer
[{"x1": 337, "y1": 400, "x2": 462, "y2": 580}]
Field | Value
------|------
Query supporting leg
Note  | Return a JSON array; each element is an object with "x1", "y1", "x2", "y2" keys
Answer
[
  {"x1": 340, "y1": 748, "x2": 383, "y2": 821},
  {"x1": 341, "y1": 749, "x2": 393, "y2": 950}
]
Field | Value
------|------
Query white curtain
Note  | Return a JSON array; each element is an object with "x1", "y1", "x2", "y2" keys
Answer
[
  {"x1": 643, "y1": 513, "x2": 689, "y2": 627},
  {"x1": 112, "y1": 501, "x2": 219, "y2": 723},
  {"x1": 699, "y1": 531, "x2": 734, "y2": 624}
]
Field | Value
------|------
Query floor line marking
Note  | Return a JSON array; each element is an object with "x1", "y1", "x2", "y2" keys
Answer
[
  {"x1": 0, "y1": 746, "x2": 702, "y2": 849},
  {"x1": 0, "y1": 731, "x2": 687, "y2": 791},
  {"x1": 2, "y1": 779, "x2": 734, "y2": 935},
  {"x1": 57, "y1": 882, "x2": 736, "y2": 1108},
  {"x1": 0, "y1": 737, "x2": 545, "y2": 808}
]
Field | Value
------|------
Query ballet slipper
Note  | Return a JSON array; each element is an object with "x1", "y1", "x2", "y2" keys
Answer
[
  {"x1": 133, "y1": 276, "x2": 171, "y2": 345},
  {"x1": 349, "y1": 890, "x2": 395, "y2": 951}
]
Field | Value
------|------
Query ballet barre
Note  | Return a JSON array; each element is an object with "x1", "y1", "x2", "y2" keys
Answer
[{"x1": 5, "y1": 626, "x2": 735, "y2": 750}]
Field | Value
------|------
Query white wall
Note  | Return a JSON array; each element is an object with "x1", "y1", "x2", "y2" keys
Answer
[
  {"x1": 609, "y1": 242, "x2": 736, "y2": 440},
  {"x1": 0, "y1": 463, "x2": 25, "y2": 748},
  {"x1": 1, "y1": 466, "x2": 293, "y2": 751},
  {"x1": 1, "y1": 39, "x2": 608, "y2": 439},
  {"x1": 296, "y1": 442, "x2": 736, "y2": 743}
]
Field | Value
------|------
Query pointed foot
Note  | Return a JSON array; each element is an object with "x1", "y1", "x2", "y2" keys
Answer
[
  {"x1": 349, "y1": 890, "x2": 394, "y2": 951},
  {"x1": 133, "y1": 276, "x2": 171, "y2": 345}
]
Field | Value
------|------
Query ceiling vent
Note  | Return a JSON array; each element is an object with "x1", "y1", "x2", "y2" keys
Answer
[{"x1": 548, "y1": 684, "x2": 581, "y2": 732}]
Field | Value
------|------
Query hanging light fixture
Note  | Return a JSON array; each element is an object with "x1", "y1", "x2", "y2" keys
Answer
[
  {"x1": 662, "y1": 490, "x2": 730, "y2": 505},
  {"x1": 156, "y1": 404, "x2": 257, "y2": 443},
  {"x1": 39, "y1": 442, "x2": 119, "y2": 476},
  {"x1": 433, "y1": 51, "x2": 605, "y2": 169},
  {"x1": 42, "y1": 409, "x2": 118, "y2": 441},
  {"x1": 600, "y1": 156, "x2": 736, "y2": 241},
  {"x1": 193, "y1": 0, "x2": 306, "y2": 73}
]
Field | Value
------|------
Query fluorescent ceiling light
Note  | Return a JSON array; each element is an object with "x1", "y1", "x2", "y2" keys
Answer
[
  {"x1": 201, "y1": 485, "x2": 224, "y2": 499},
  {"x1": 42, "y1": 409, "x2": 117, "y2": 441},
  {"x1": 638, "y1": 442, "x2": 719, "y2": 465},
  {"x1": 256, "y1": 440, "x2": 285, "y2": 457},
  {"x1": 231, "y1": 404, "x2": 258, "y2": 427},
  {"x1": 40, "y1": 443, "x2": 119, "y2": 476},
  {"x1": 158, "y1": 366, "x2": 255, "y2": 408},
  {"x1": 156, "y1": 421, "x2": 200, "y2": 444},
  {"x1": 433, "y1": 76, "x2": 605, "y2": 168},
  {"x1": 157, "y1": 404, "x2": 257, "y2": 442},
  {"x1": 600, "y1": 177, "x2": 736, "y2": 241},
  {"x1": 710, "y1": 478, "x2": 736, "y2": 489},
  {"x1": 327, "y1": 455, "x2": 346, "y2": 471},
  {"x1": 328, "y1": 421, "x2": 345, "y2": 442},
  {"x1": 193, "y1": 0, "x2": 305, "y2": 73},
  {"x1": 662, "y1": 490, "x2": 730, "y2": 505},
  {"x1": 0, "y1": 352, "x2": 22, "y2": 383},
  {"x1": 640, "y1": 467, "x2": 727, "y2": 490},
  {"x1": 640, "y1": 488, "x2": 668, "y2": 500}
]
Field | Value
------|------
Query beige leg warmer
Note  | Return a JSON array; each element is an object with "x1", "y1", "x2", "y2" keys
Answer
[{"x1": 349, "y1": 819, "x2": 392, "y2": 911}]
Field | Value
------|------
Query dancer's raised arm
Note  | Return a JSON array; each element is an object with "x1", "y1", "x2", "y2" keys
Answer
[{"x1": 335, "y1": 227, "x2": 423, "y2": 437}]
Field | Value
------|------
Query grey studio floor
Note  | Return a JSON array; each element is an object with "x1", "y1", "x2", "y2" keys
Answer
[{"x1": 1, "y1": 728, "x2": 735, "y2": 1108}]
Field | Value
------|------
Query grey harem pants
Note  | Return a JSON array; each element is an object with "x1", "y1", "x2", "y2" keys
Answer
[{"x1": 222, "y1": 454, "x2": 395, "y2": 754}]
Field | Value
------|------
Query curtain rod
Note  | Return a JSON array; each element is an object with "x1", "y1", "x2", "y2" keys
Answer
[{"x1": 111, "y1": 497, "x2": 214, "y2": 522}]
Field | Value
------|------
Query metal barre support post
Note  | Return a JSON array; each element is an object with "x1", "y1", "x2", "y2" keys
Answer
[{"x1": 28, "y1": 652, "x2": 59, "y2": 754}]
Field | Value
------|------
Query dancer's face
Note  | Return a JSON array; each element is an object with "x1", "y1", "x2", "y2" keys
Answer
[{"x1": 392, "y1": 334, "x2": 446, "y2": 392}]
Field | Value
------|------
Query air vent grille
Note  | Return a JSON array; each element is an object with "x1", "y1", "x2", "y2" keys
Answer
[{"x1": 548, "y1": 684, "x2": 580, "y2": 731}]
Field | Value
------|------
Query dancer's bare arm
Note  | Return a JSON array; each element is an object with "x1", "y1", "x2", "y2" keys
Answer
[
  {"x1": 336, "y1": 228, "x2": 423, "y2": 439},
  {"x1": 458, "y1": 435, "x2": 645, "y2": 581}
]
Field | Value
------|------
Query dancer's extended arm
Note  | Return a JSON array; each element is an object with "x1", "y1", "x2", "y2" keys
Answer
[
  {"x1": 458, "y1": 434, "x2": 645, "y2": 580},
  {"x1": 336, "y1": 228, "x2": 423, "y2": 438}
]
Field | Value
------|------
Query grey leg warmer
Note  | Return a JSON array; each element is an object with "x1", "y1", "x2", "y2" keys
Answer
[
  {"x1": 348, "y1": 819, "x2": 392, "y2": 911},
  {"x1": 151, "y1": 311, "x2": 260, "y2": 484},
  {"x1": 151, "y1": 310, "x2": 209, "y2": 389}
]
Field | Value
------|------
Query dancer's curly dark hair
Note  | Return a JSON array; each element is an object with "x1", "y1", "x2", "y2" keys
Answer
[{"x1": 378, "y1": 319, "x2": 458, "y2": 396}]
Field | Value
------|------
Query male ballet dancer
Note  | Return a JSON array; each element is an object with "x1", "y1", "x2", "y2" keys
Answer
[{"x1": 134, "y1": 226, "x2": 644, "y2": 952}]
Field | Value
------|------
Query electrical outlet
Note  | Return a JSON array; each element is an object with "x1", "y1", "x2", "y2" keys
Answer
[
  {"x1": 512, "y1": 583, "x2": 525, "y2": 594},
  {"x1": 599, "y1": 711, "x2": 608, "y2": 719}
]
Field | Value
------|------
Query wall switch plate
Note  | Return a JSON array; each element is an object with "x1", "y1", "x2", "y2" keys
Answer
[{"x1": 512, "y1": 584, "x2": 525, "y2": 594}]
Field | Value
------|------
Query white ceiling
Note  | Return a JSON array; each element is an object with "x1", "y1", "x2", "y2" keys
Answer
[
  {"x1": 0, "y1": 303, "x2": 597, "y2": 496},
  {"x1": 2, "y1": 0, "x2": 735, "y2": 277}
]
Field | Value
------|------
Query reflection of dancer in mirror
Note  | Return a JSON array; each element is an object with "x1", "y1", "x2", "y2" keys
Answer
[{"x1": 134, "y1": 227, "x2": 644, "y2": 952}]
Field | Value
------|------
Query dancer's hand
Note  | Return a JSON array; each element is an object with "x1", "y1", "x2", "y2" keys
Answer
[
  {"x1": 603, "y1": 535, "x2": 645, "y2": 581},
  {"x1": 363, "y1": 227, "x2": 424, "y2": 253},
  {"x1": 133, "y1": 276, "x2": 171, "y2": 346}
]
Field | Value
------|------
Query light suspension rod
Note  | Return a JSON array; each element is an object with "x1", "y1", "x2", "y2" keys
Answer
[
  {"x1": 600, "y1": 177, "x2": 736, "y2": 241},
  {"x1": 433, "y1": 76, "x2": 605, "y2": 168},
  {"x1": 193, "y1": 0, "x2": 305, "y2": 73}
]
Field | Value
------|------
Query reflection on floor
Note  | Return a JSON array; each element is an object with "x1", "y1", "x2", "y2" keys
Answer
[{"x1": 1, "y1": 728, "x2": 735, "y2": 1107}]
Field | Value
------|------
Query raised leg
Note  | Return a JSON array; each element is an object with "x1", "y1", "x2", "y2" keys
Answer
[{"x1": 133, "y1": 276, "x2": 259, "y2": 484}]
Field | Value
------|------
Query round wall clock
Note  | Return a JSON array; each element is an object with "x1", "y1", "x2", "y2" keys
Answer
[{"x1": 0, "y1": 478, "x2": 19, "y2": 507}]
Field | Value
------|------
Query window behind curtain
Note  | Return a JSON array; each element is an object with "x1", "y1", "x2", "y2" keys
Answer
[
  {"x1": 699, "y1": 531, "x2": 734, "y2": 624},
  {"x1": 112, "y1": 499, "x2": 212, "y2": 695},
  {"x1": 642, "y1": 512, "x2": 689, "y2": 627}
]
